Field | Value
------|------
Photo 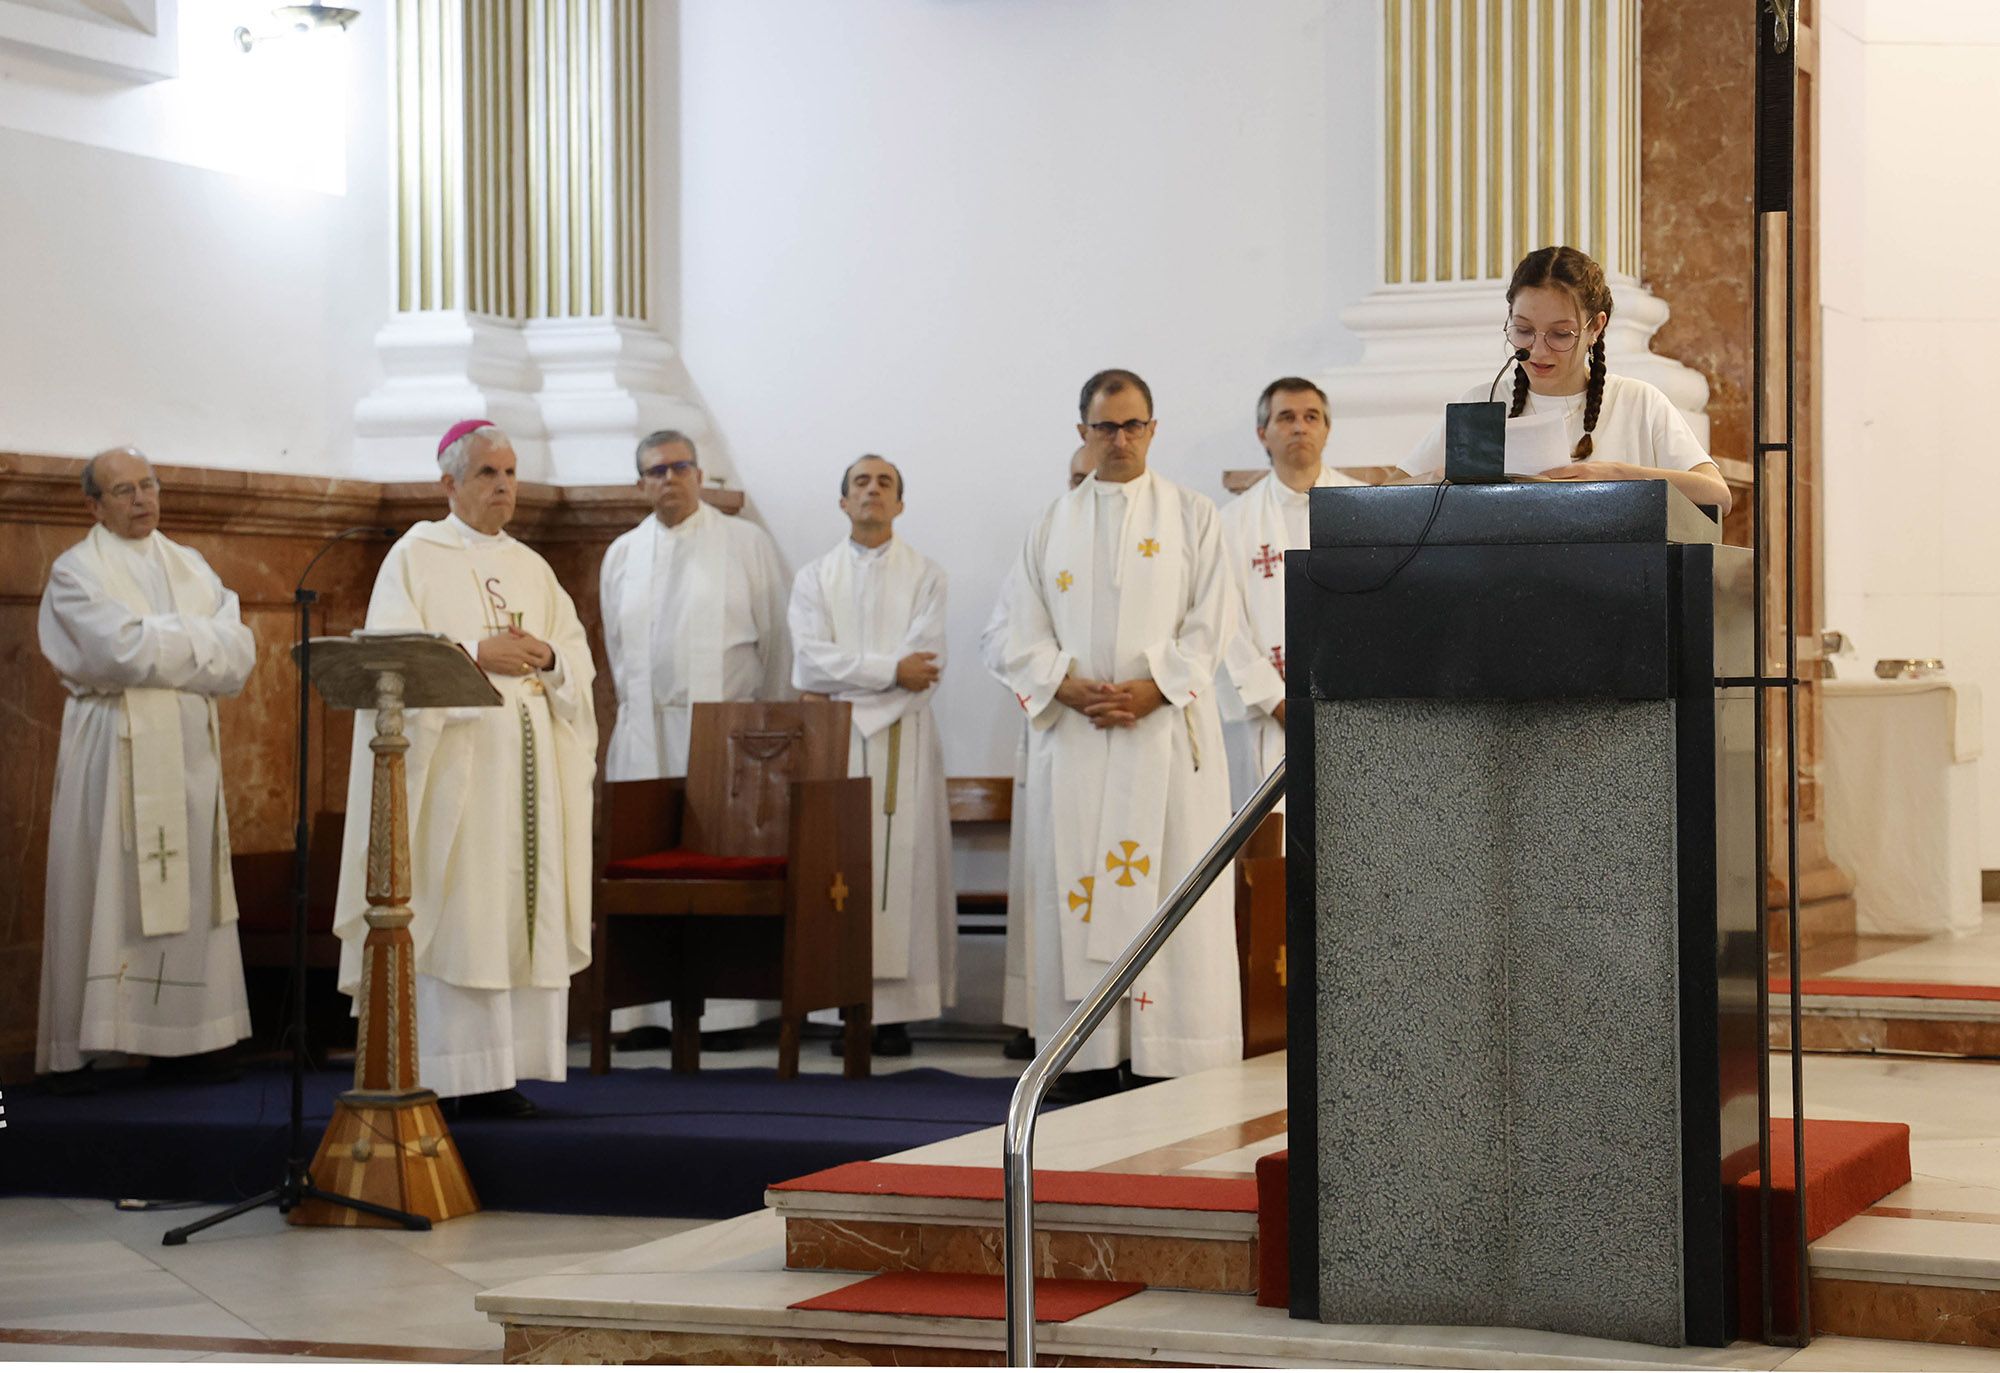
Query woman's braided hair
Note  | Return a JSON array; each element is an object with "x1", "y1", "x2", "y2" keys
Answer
[{"x1": 1505, "y1": 245, "x2": 1613, "y2": 460}]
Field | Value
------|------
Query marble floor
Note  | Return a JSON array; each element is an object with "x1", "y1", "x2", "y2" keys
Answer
[
  {"x1": 11, "y1": 1040, "x2": 2000, "y2": 1367},
  {"x1": 0, "y1": 1038, "x2": 1020, "y2": 1364},
  {"x1": 1791, "y1": 906, "x2": 2000, "y2": 988},
  {"x1": 475, "y1": 1049, "x2": 2000, "y2": 1370}
]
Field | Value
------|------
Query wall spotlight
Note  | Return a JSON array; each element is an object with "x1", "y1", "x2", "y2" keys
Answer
[{"x1": 236, "y1": 3, "x2": 362, "y2": 52}]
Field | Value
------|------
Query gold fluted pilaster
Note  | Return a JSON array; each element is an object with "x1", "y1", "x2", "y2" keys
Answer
[
  {"x1": 395, "y1": 0, "x2": 646, "y2": 326},
  {"x1": 1380, "y1": 0, "x2": 1639, "y2": 285}
]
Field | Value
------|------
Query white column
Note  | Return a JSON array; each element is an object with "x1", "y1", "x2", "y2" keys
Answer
[
  {"x1": 354, "y1": 0, "x2": 700, "y2": 482},
  {"x1": 1324, "y1": 0, "x2": 1709, "y2": 465}
]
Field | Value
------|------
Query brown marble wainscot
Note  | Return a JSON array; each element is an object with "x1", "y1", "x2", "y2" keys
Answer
[
  {"x1": 0, "y1": 451, "x2": 660, "y2": 1082},
  {"x1": 1642, "y1": 0, "x2": 1854, "y2": 952}
]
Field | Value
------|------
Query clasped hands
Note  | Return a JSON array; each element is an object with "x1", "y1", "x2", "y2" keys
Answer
[
  {"x1": 477, "y1": 626, "x2": 555, "y2": 676},
  {"x1": 1057, "y1": 674, "x2": 1166, "y2": 729}
]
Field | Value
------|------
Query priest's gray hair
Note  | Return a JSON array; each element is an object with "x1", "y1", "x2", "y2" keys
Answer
[
  {"x1": 80, "y1": 446, "x2": 145, "y2": 499},
  {"x1": 635, "y1": 429, "x2": 698, "y2": 474},
  {"x1": 1255, "y1": 377, "x2": 1329, "y2": 431},
  {"x1": 438, "y1": 425, "x2": 502, "y2": 480}
]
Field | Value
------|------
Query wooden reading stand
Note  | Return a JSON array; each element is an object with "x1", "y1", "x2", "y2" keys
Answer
[{"x1": 290, "y1": 632, "x2": 491, "y2": 1228}]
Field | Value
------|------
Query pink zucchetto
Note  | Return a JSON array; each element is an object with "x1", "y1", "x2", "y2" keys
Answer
[{"x1": 437, "y1": 419, "x2": 495, "y2": 457}]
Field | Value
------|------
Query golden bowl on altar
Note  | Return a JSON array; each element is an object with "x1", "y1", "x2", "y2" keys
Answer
[{"x1": 1874, "y1": 658, "x2": 1946, "y2": 680}]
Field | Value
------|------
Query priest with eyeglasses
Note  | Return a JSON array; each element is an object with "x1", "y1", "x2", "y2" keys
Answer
[
  {"x1": 993, "y1": 370, "x2": 1241, "y2": 1101},
  {"x1": 598, "y1": 429, "x2": 792, "y2": 1047},
  {"x1": 36, "y1": 446, "x2": 256, "y2": 1093}
]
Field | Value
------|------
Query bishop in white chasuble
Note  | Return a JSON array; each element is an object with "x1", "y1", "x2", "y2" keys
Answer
[
  {"x1": 1218, "y1": 378, "x2": 1363, "y2": 811},
  {"x1": 599, "y1": 430, "x2": 790, "y2": 1037},
  {"x1": 997, "y1": 373, "x2": 1241, "y2": 1079},
  {"x1": 789, "y1": 457, "x2": 956, "y2": 1034},
  {"x1": 37, "y1": 448, "x2": 255, "y2": 1076},
  {"x1": 332, "y1": 424, "x2": 597, "y2": 1107}
]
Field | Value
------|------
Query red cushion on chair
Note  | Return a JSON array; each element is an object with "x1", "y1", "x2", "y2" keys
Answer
[{"x1": 604, "y1": 847, "x2": 788, "y2": 881}]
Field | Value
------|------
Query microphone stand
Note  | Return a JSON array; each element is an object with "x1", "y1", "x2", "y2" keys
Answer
[
  {"x1": 1489, "y1": 345, "x2": 1531, "y2": 402},
  {"x1": 165, "y1": 526, "x2": 427, "y2": 1244}
]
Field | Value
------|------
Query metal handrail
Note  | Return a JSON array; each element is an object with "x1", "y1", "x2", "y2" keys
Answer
[{"x1": 1002, "y1": 760, "x2": 1286, "y2": 1366}]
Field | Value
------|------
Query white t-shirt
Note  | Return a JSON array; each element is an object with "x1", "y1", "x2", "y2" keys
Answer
[{"x1": 1398, "y1": 373, "x2": 1712, "y2": 476}]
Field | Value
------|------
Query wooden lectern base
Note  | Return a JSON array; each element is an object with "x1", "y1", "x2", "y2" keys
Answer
[{"x1": 289, "y1": 1091, "x2": 480, "y2": 1228}]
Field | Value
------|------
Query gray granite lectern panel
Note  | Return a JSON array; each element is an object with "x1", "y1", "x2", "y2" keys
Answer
[{"x1": 1314, "y1": 698, "x2": 1685, "y2": 1348}]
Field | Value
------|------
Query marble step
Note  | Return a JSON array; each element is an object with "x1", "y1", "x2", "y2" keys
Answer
[
  {"x1": 1772, "y1": 989, "x2": 2000, "y2": 1058},
  {"x1": 1808, "y1": 1211, "x2": 2000, "y2": 1350},
  {"x1": 766, "y1": 1160, "x2": 1263, "y2": 1294}
]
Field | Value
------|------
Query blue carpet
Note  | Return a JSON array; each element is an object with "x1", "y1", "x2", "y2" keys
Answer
[{"x1": 0, "y1": 1065, "x2": 1023, "y2": 1218}]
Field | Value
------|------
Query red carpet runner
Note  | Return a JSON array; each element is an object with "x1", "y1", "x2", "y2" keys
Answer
[{"x1": 791, "y1": 1271, "x2": 1145, "y2": 1322}]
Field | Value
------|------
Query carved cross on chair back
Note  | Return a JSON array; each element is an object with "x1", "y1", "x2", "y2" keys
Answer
[{"x1": 683, "y1": 703, "x2": 851, "y2": 857}]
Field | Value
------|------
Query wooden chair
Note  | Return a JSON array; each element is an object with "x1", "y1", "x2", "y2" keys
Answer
[
  {"x1": 589, "y1": 700, "x2": 874, "y2": 1079},
  {"x1": 1234, "y1": 811, "x2": 1287, "y2": 1058}
]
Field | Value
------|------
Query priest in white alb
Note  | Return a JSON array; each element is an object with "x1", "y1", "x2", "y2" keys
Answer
[
  {"x1": 599, "y1": 429, "x2": 791, "y2": 1045},
  {"x1": 1218, "y1": 377, "x2": 1363, "y2": 810},
  {"x1": 983, "y1": 444, "x2": 1095, "y2": 1062},
  {"x1": 789, "y1": 455, "x2": 955, "y2": 1056},
  {"x1": 37, "y1": 447, "x2": 256, "y2": 1089},
  {"x1": 997, "y1": 370, "x2": 1241, "y2": 1096},
  {"x1": 332, "y1": 421, "x2": 597, "y2": 1117}
]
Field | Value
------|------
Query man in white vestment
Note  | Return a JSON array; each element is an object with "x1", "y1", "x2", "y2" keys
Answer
[
  {"x1": 599, "y1": 430, "x2": 791, "y2": 1047},
  {"x1": 985, "y1": 445, "x2": 1094, "y2": 1062},
  {"x1": 1217, "y1": 377, "x2": 1364, "y2": 811},
  {"x1": 790, "y1": 455, "x2": 955, "y2": 1056},
  {"x1": 37, "y1": 447, "x2": 256, "y2": 1090},
  {"x1": 997, "y1": 371, "x2": 1241, "y2": 1098},
  {"x1": 333, "y1": 421, "x2": 597, "y2": 1117}
]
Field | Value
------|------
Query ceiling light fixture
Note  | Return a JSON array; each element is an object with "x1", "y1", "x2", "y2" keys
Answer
[{"x1": 236, "y1": 3, "x2": 361, "y2": 52}]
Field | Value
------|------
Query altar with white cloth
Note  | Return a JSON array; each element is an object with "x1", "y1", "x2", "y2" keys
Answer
[{"x1": 1822, "y1": 677, "x2": 1983, "y2": 937}]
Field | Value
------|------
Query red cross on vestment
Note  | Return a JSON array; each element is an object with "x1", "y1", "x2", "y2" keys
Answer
[
  {"x1": 1134, "y1": 992, "x2": 1154, "y2": 1010},
  {"x1": 1251, "y1": 543, "x2": 1282, "y2": 579},
  {"x1": 1270, "y1": 645, "x2": 1286, "y2": 679}
]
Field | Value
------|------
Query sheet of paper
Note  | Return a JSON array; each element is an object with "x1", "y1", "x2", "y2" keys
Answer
[{"x1": 1504, "y1": 410, "x2": 1572, "y2": 476}]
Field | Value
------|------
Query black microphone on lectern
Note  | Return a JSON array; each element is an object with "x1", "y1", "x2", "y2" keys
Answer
[
  {"x1": 1488, "y1": 346, "x2": 1531, "y2": 402},
  {"x1": 295, "y1": 525, "x2": 400, "y2": 596},
  {"x1": 1446, "y1": 347, "x2": 1532, "y2": 486}
]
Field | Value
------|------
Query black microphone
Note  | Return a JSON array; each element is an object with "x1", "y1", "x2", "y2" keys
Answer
[
  {"x1": 295, "y1": 525, "x2": 399, "y2": 595},
  {"x1": 1488, "y1": 347, "x2": 1531, "y2": 403}
]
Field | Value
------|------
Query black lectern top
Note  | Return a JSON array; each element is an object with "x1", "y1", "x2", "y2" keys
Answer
[
  {"x1": 1308, "y1": 480, "x2": 1719, "y2": 551},
  {"x1": 1289, "y1": 481, "x2": 1733, "y2": 702}
]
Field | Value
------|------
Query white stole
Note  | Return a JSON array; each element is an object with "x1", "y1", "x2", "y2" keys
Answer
[
  {"x1": 1041, "y1": 474, "x2": 1180, "y2": 965},
  {"x1": 820, "y1": 538, "x2": 928, "y2": 977},
  {"x1": 72, "y1": 525, "x2": 235, "y2": 936},
  {"x1": 614, "y1": 505, "x2": 727, "y2": 773}
]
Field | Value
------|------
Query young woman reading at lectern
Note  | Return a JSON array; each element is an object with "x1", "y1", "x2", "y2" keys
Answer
[{"x1": 1397, "y1": 245, "x2": 1733, "y2": 516}]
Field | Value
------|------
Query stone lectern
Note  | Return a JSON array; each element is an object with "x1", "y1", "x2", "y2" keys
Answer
[
  {"x1": 289, "y1": 631, "x2": 499, "y2": 1229},
  {"x1": 1284, "y1": 481, "x2": 1758, "y2": 1348}
]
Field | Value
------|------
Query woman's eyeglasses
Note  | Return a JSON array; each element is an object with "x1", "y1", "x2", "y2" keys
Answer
[{"x1": 1504, "y1": 322, "x2": 1585, "y2": 354}]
